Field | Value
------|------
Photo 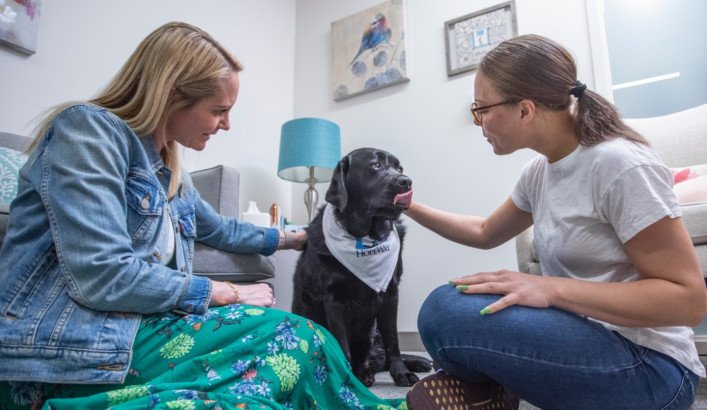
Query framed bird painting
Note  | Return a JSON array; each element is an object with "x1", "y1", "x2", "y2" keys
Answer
[{"x1": 331, "y1": 0, "x2": 409, "y2": 102}]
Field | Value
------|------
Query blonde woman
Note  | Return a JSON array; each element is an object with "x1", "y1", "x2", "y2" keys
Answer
[{"x1": 0, "y1": 22, "x2": 405, "y2": 409}]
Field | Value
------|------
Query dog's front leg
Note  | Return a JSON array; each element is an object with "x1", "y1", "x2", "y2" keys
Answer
[
  {"x1": 323, "y1": 295, "x2": 352, "y2": 362},
  {"x1": 377, "y1": 290, "x2": 420, "y2": 387},
  {"x1": 350, "y1": 324, "x2": 377, "y2": 387}
]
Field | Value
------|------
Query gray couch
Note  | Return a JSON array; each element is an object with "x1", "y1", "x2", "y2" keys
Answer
[{"x1": 0, "y1": 131, "x2": 274, "y2": 284}]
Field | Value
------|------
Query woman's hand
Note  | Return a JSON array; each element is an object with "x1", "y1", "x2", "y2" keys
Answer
[
  {"x1": 210, "y1": 281, "x2": 275, "y2": 307},
  {"x1": 278, "y1": 230, "x2": 307, "y2": 251},
  {"x1": 450, "y1": 270, "x2": 556, "y2": 314}
]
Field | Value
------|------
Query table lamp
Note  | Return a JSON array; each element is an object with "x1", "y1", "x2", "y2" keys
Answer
[{"x1": 278, "y1": 118, "x2": 341, "y2": 222}]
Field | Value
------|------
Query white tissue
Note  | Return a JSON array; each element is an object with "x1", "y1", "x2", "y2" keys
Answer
[{"x1": 241, "y1": 201, "x2": 271, "y2": 227}]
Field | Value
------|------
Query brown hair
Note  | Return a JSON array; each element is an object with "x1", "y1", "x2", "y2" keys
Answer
[
  {"x1": 479, "y1": 34, "x2": 646, "y2": 146},
  {"x1": 32, "y1": 22, "x2": 243, "y2": 198}
]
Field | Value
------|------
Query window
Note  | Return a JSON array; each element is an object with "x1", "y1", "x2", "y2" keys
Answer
[{"x1": 587, "y1": 0, "x2": 707, "y2": 118}]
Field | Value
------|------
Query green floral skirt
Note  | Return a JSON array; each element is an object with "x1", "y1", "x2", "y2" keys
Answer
[{"x1": 0, "y1": 305, "x2": 407, "y2": 409}]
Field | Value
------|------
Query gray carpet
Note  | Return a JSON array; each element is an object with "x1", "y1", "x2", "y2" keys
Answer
[{"x1": 369, "y1": 353, "x2": 707, "y2": 409}]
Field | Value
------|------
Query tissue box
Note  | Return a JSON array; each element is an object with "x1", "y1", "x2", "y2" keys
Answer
[{"x1": 241, "y1": 211, "x2": 271, "y2": 228}]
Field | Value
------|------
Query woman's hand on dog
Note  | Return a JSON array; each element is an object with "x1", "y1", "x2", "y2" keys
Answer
[
  {"x1": 450, "y1": 270, "x2": 555, "y2": 314},
  {"x1": 278, "y1": 230, "x2": 308, "y2": 251},
  {"x1": 209, "y1": 281, "x2": 275, "y2": 307}
]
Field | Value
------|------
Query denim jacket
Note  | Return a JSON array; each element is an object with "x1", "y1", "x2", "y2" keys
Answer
[{"x1": 0, "y1": 104, "x2": 279, "y2": 383}]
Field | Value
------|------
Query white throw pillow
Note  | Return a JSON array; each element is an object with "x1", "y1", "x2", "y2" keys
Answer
[{"x1": 674, "y1": 175, "x2": 707, "y2": 205}]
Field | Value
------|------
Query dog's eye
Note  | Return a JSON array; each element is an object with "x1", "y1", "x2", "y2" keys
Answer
[{"x1": 372, "y1": 161, "x2": 382, "y2": 170}]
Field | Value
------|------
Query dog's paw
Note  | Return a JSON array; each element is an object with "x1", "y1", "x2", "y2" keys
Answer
[
  {"x1": 404, "y1": 357, "x2": 433, "y2": 373},
  {"x1": 401, "y1": 353, "x2": 433, "y2": 372},
  {"x1": 355, "y1": 368, "x2": 376, "y2": 387},
  {"x1": 392, "y1": 370, "x2": 420, "y2": 387}
]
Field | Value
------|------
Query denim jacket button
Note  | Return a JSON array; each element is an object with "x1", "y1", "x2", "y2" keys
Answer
[{"x1": 141, "y1": 198, "x2": 150, "y2": 209}]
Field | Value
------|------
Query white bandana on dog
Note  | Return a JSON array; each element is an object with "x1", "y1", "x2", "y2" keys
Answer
[{"x1": 322, "y1": 203, "x2": 400, "y2": 293}]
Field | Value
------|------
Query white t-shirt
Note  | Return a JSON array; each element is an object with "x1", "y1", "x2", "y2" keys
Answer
[
  {"x1": 511, "y1": 138, "x2": 705, "y2": 377},
  {"x1": 160, "y1": 206, "x2": 176, "y2": 266}
]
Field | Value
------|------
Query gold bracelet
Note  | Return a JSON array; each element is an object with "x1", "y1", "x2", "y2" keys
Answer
[{"x1": 226, "y1": 281, "x2": 240, "y2": 304}]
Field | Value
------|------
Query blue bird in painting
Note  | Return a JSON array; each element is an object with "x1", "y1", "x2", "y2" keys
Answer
[{"x1": 350, "y1": 13, "x2": 391, "y2": 66}]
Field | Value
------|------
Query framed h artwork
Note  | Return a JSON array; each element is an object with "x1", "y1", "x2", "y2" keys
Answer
[{"x1": 444, "y1": 1, "x2": 517, "y2": 77}]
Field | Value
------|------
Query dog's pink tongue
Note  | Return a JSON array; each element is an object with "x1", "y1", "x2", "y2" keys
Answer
[{"x1": 394, "y1": 190, "x2": 413, "y2": 208}]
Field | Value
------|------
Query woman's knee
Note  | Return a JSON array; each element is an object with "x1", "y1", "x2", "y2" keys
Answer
[
  {"x1": 418, "y1": 285, "x2": 492, "y2": 325},
  {"x1": 418, "y1": 286, "x2": 487, "y2": 344},
  {"x1": 418, "y1": 285, "x2": 454, "y2": 335}
]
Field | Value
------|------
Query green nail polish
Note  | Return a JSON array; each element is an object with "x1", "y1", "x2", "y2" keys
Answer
[
  {"x1": 480, "y1": 307, "x2": 491, "y2": 315},
  {"x1": 448, "y1": 280, "x2": 456, "y2": 285},
  {"x1": 456, "y1": 285, "x2": 469, "y2": 291}
]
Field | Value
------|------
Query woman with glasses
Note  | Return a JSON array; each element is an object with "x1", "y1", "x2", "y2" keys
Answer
[{"x1": 404, "y1": 34, "x2": 706, "y2": 409}]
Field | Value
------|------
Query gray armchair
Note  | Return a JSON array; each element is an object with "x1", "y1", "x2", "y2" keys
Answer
[
  {"x1": 0, "y1": 131, "x2": 275, "y2": 285},
  {"x1": 190, "y1": 165, "x2": 276, "y2": 282}
]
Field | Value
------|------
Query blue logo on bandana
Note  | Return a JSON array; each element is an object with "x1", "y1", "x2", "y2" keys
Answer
[
  {"x1": 355, "y1": 237, "x2": 380, "y2": 249},
  {"x1": 355, "y1": 233, "x2": 391, "y2": 250}
]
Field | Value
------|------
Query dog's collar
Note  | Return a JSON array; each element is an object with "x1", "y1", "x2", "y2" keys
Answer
[{"x1": 322, "y1": 204, "x2": 400, "y2": 293}]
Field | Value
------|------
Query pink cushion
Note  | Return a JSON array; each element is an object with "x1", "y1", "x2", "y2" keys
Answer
[{"x1": 671, "y1": 164, "x2": 707, "y2": 184}]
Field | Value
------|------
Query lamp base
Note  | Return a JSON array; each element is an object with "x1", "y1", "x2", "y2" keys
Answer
[
  {"x1": 304, "y1": 167, "x2": 319, "y2": 223},
  {"x1": 304, "y1": 180, "x2": 319, "y2": 223}
]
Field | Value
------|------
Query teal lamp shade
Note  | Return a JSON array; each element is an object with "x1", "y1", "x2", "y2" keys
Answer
[
  {"x1": 278, "y1": 118, "x2": 341, "y2": 222},
  {"x1": 278, "y1": 118, "x2": 341, "y2": 182}
]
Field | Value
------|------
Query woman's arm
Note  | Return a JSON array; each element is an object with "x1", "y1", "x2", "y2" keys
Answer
[
  {"x1": 189, "y1": 174, "x2": 307, "y2": 255},
  {"x1": 192, "y1": 192, "x2": 281, "y2": 256},
  {"x1": 552, "y1": 216, "x2": 707, "y2": 327},
  {"x1": 457, "y1": 216, "x2": 707, "y2": 327},
  {"x1": 405, "y1": 197, "x2": 533, "y2": 249}
]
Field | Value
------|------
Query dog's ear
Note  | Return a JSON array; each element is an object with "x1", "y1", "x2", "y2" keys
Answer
[{"x1": 326, "y1": 156, "x2": 349, "y2": 212}]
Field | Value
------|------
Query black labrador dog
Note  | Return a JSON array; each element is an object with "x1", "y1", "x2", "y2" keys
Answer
[{"x1": 292, "y1": 148, "x2": 431, "y2": 387}]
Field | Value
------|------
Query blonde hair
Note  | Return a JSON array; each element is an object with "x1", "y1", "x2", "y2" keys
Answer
[{"x1": 31, "y1": 22, "x2": 243, "y2": 198}]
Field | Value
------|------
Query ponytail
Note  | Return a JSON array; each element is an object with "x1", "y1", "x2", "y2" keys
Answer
[
  {"x1": 480, "y1": 34, "x2": 647, "y2": 146},
  {"x1": 573, "y1": 88, "x2": 646, "y2": 146}
]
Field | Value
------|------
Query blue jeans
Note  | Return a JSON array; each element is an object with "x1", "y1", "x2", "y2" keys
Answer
[{"x1": 418, "y1": 285, "x2": 699, "y2": 410}]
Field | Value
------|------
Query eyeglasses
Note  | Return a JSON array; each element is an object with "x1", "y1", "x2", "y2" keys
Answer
[{"x1": 470, "y1": 100, "x2": 515, "y2": 125}]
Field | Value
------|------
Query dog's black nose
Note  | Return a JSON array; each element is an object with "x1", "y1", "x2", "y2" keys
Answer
[{"x1": 397, "y1": 175, "x2": 412, "y2": 188}]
